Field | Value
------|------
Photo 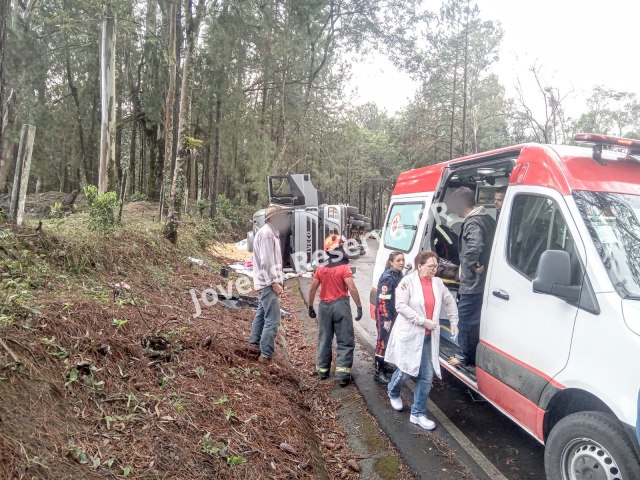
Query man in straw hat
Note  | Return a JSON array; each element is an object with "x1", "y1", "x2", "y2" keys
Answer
[{"x1": 248, "y1": 204, "x2": 292, "y2": 362}]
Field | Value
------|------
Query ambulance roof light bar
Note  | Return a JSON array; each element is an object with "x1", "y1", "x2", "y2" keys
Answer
[{"x1": 574, "y1": 133, "x2": 640, "y2": 165}]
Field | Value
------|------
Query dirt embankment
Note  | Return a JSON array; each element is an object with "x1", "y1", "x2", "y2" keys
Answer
[{"x1": 0, "y1": 213, "x2": 372, "y2": 479}]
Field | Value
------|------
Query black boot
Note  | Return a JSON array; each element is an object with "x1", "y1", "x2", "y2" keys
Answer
[
  {"x1": 383, "y1": 362, "x2": 396, "y2": 375},
  {"x1": 373, "y1": 357, "x2": 390, "y2": 384}
]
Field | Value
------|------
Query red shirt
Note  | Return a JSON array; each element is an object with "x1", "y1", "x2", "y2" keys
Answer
[
  {"x1": 420, "y1": 276, "x2": 435, "y2": 336},
  {"x1": 314, "y1": 264, "x2": 353, "y2": 302}
]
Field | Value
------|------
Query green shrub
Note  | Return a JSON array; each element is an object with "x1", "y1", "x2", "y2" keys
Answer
[
  {"x1": 83, "y1": 185, "x2": 121, "y2": 232},
  {"x1": 0, "y1": 249, "x2": 45, "y2": 324},
  {"x1": 128, "y1": 192, "x2": 147, "y2": 202},
  {"x1": 193, "y1": 221, "x2": 215, "y2": 248},
  {"x1": 213, "y1": 194, "x2": 253, "y2": 236},
  {"x1": 50, "y1": 201, "x2": 64, "y2": 219},
  {"x1": 196, "y1": 199, "x2": 211, "y2": 217}
]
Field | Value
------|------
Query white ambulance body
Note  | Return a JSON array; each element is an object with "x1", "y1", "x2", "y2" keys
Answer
[{"x1": 371, "y1": 134, "x2": 640, "y2": 480}]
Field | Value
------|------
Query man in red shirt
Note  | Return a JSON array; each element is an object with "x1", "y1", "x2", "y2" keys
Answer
[{"x1": 308, "y1": 236, "x2": 363, "y2": 387}]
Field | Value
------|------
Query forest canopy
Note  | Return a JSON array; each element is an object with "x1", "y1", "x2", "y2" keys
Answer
[{"x1": 1, "y1": 0, "x2": 639, "y2": 228}]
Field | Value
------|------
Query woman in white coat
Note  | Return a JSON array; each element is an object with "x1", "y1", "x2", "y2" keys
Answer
[{"x1": 384, "y1": 250, "x2": 459, "y2": 430}]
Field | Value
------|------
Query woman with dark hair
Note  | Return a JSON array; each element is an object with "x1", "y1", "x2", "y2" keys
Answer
[
  {"x1": 373, "y1": 251, "x2": 405, "y2": 384},
  {"x1": 385, "y1": 250, "x2": 459, "y2": 430}
]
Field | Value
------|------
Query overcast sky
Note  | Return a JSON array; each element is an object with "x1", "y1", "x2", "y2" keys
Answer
[{"x1": 348, "y1": 0, "x2": 640, "y2": 117}]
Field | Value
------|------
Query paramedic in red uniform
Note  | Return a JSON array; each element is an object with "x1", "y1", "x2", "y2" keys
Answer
[
  {"x1": 384, "y1": 251, "x2": 459, "y2": 430},
  {"x1": 448, "y1": 187, "x2": 496, "y2": 367},
  {"x1": 373, "y1": 251, "x2": 405, "y2": 384},
  {"x1": 308, "y1": 236, "x2": 363, "y2": 387}
]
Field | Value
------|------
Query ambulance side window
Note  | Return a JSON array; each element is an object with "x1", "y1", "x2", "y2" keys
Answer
[
  {"x1": 383, "y1": 202, "x2": 425, "y2": 253},
  {"x1": 507, "y1": 194, "x2": 581, "y2": 282}
]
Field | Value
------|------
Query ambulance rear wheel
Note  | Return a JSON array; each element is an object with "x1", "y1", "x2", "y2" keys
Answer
[{"x1": 544, "y1": 411, "x2": 640, "y2": 480}]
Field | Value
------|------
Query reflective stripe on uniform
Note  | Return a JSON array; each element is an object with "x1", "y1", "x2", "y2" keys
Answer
[
  {"x1": 317, "y1": 367, "x2": 330, "y2": 373},
  {"x1": 436, "y1": 224, "x2": 453, "y2": 244},
  {"x1": 335, "y1": 366, "x2": 351, "y2": 373}
]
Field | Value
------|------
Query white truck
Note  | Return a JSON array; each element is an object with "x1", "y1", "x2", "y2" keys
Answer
[{"x1": 248, "y1": 174, "x2": 370, "y2": 271}]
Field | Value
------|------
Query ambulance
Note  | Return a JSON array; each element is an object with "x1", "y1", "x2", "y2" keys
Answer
[{"x1": 371, "y1": 134, "x2": 640, "y2": 480}]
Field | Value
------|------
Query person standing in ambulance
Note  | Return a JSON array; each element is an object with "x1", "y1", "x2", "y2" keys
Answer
[
  {"x1": 308, "y1": 236, "x2": 363, "y2": 387},
  {"x1": 447, "y1": 187, "x2": 496, "y2": 367},
  {"x1": 385, "y1": 251, "x2": 459, "y2": 430},
  {"x1": 373, "y1": 251, "x2": 405, "y2": 384}
]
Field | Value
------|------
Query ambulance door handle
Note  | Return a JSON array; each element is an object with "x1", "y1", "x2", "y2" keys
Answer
[{"x1": 492, "y1": 289, "x2": 510, "y2": 301}]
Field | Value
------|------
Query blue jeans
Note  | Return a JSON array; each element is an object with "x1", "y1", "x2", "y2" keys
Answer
[
  {"x1": 388, "y1": 335, "x2": 434, "y2": 416},
  {"x1": 248, "y1": 286, "x2": 281, "y2": 358},
  {"x1": 457, "y1": 293, "x2": 483, "y2": 365}
]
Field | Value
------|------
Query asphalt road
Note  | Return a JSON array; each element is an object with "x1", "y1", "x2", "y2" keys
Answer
[{"x1": 301, "y1": 238, "x2": 546, "y2": 480}]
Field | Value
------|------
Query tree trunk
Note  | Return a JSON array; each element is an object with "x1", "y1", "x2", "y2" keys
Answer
[
  {"x1": 188, "y1": 128, "x2": 198, "y2": 201},
  {"x1": 160, "y1": 0, "x2": 178, "y2": 218},
  {"x1": 139, "y1": 123, "x2": 145, "y2": 192},
  {"x1": 128, "y1": 56, "x2": 143, "y2": 196},
  {"x1": 449, "y1": 22, "x2": 460, "y2": 160},
  {"x1": 0, "y1": 90, "x2": 17, "y2": 192},
  {"x1": 88, "y1": 70, "x2": 99, "y2": 184},
  {"x1": 114, "y1": 96, "x2": 123, "y2": 186},
  {"x1": 99, "y1": 7, "x2": 116, "y2": 193},
  {"x1": 164, "y1": 0, "x2": 206, "y2": 242},
  {"x1": 209, "y1": 91, "x2": 221, "y2": 220},
  {"x1": 65, "y1": 48, "x2": 91, "y2": 185},
  {"x1": 461, "y1": 23, "x2": 469, "y2": 156},
  {"x1": 140, "y1": 0, "x2": 156, "y2": 195},
  {"x1": 0, "y1": 0, "x2": 8, "y2": 166},
  {"x1": 9, "y1": 124, "x2": 35, "y2": 226}
]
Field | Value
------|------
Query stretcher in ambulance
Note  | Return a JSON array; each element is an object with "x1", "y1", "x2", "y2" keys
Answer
[{"x1": 371, "y1": 134, "x2": 640, "y2": 480}]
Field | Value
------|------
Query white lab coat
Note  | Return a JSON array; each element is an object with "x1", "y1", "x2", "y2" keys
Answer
[{"x1": 384, "y1": 272, "x2": 459, "y2": 379}]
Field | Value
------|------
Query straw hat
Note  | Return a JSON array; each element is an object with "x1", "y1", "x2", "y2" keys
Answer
[{"x1": 265, "y1": 204, "x2": 293, "y2": 221}]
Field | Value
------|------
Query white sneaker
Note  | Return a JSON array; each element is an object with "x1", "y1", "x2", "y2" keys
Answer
[
  {"x1": 389, "y1": 396, "x2": 404, "y2": 411},
  {"x1": 410, "y1": 414, "x2": 436, "y2": 431}
]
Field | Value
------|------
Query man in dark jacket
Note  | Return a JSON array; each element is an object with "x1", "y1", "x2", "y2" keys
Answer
[{"x1": 448, "y1": 187, "x2": 496, "y2": 367}]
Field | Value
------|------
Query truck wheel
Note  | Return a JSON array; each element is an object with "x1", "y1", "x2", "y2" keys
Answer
[
  {"x1": 347, "y1": 206, "x2": 358, "y2": 216},
  {"x1": 247, "y1": 231, "x2": 255, "y2": 252},
  {"x1": 351, "y1": 220, "x2": 364, "y2": 228},
  {"x1": 363, "y1": 222, "x2": 371, "y2": 230},
  {"x1": 544, "y1": 411, "x2": 640, "y2": 480},
  {"x1": 354, "y1": 213, "x2": 365, "y2": 221}
]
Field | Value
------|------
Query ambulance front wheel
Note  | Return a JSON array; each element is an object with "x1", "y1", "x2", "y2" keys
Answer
[{"x1": 544, "y1": 411, "x2": 640, "y2": 480}]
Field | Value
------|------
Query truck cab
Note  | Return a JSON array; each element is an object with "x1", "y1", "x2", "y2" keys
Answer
[
  {"x1": 248, "y1": 174, "x2": 371, "y2": 272},
  {"x1": 371, "y1": 134, "x2": 640, "y2": 480}
]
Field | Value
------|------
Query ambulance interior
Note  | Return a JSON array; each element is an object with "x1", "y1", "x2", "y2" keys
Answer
[
  {"x1": 426, "y1": 157, "x2": 517, "y2": 380},
  {"x1": 427, "y1": 158, "x2": 516, "y2": 267}
]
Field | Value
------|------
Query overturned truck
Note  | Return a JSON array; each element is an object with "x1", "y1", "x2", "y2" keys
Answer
[{"x1": 247, "y1": 174, "x2": 371, "y2": 272}]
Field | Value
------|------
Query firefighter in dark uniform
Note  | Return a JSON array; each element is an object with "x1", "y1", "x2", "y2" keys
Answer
[
  {"x1": 308, "y1": 236, "x2": 363, "y2": 387},
  {"x1": 374, "y1": 251, "x2": 405, "y2": 384}
]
